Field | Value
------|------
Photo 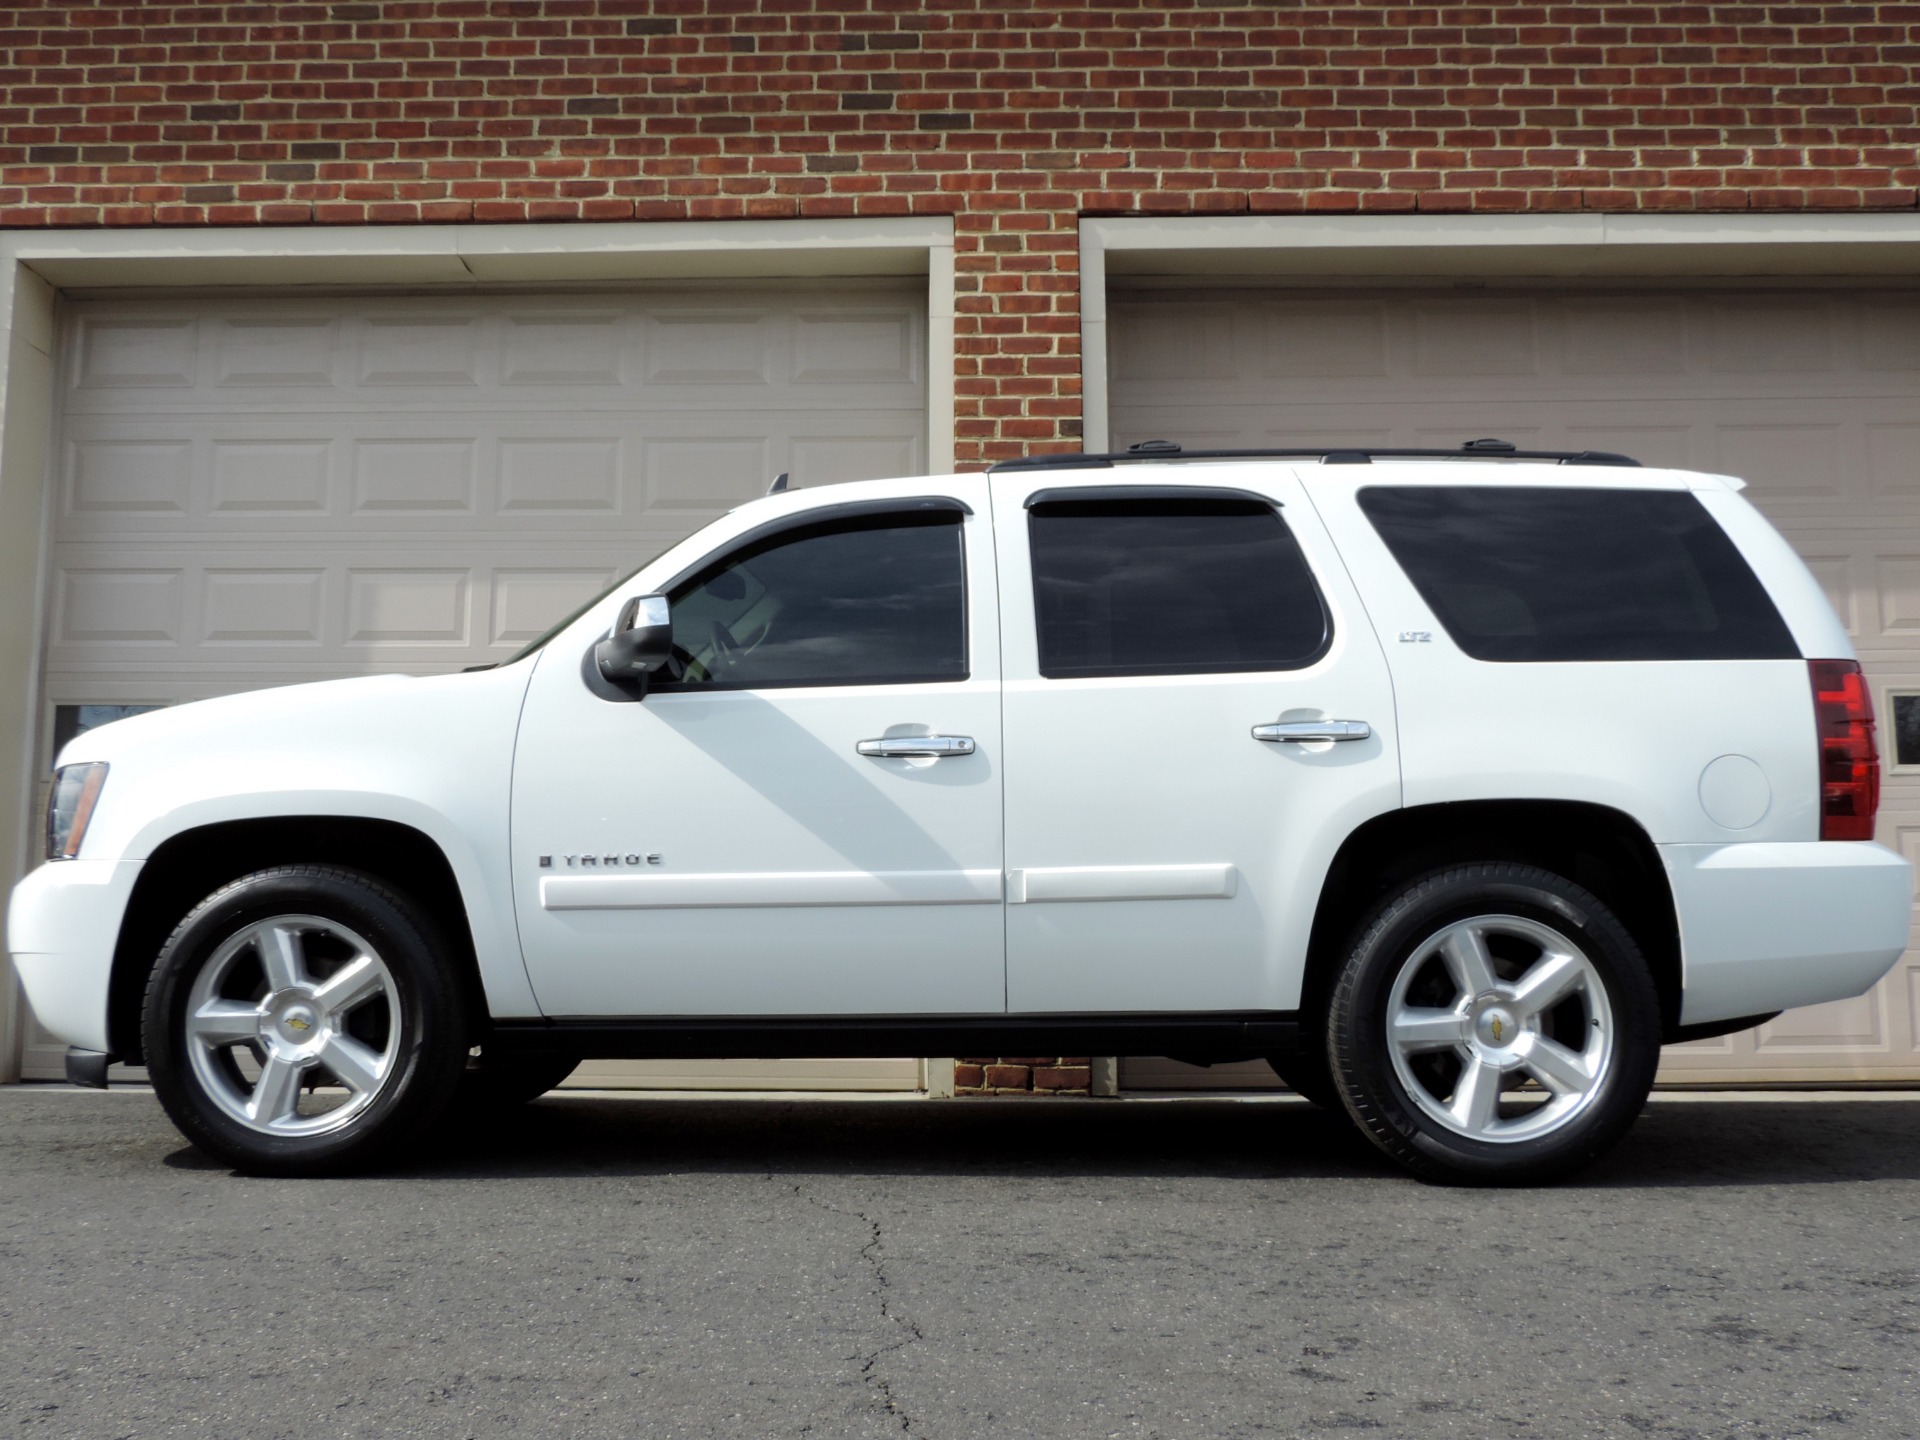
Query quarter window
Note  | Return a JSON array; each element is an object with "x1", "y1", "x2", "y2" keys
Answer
[
  {"x1": 655, "y1": 510, "x2": 967, "y2": 690},
  {"x1": 1357, "y1": 486, "x2": 1799, "y2": 663},
  {"x1": 1028, "y1": 495, "x2": 1331, "y2": 678}
]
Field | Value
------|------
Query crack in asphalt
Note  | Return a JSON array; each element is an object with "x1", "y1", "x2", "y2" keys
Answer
[{"x1": 784, "y1": 1176, "x2": 927, "y2": 1436}]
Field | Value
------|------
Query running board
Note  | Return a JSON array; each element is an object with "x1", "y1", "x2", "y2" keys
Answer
[{"x1": 485, "y1": 1012, "x2": 1301, "y2": 1062}]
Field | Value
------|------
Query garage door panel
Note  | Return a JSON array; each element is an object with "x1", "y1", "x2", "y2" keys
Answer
[
  {"x1": 1111, "y1": 418, "x2": 1276, "y2": 453},
  {"x1": 791, "y1": 307, "x2": 924, "y2": 385},
  {"x1": 1860, "y1": 300, "x2": 1920, "y2": 370},
  {"x1": 1112, "y1": 283, "x2": 1920, "y2": 1085},
  {"x1": 1410, "y1": 298, "x2": 1543, "y2": 376},
  {"x1": 1704, "y1": 296, "x2": 1842, "y2": 373},
  {"x1": 1867, "y1": 423, "x2": 1920, "y2": 498},
  {"x1": 1110, "y1": 303, "x2": 1240, "y2": 383},
  {"x1": 63, "y1": 429, "x2": 928, "y2": 540},
  {"x1": 1559, "y1": 297, "x2": 1693, "y2": 375},
  {"x1": 501, "y1": 312, "x2": 623, "y2": 387},
  {"x1": 351, "y1": 437, "x2": 480, "y2": 516},
  {"x1": 48, "y1": 544, "x2": 716, "y2": 670},
  {"x1": 213, "y1": 314, "x2": 342, "y2": 388},
  {"x1": 72, "y1": 312, "x2": 200, "y2": 390},
  {"x1": 1560, "y1": 423, "x2": 1696, "y2": 468},
  {"x1": 489, "y1": 567, "x2": 619, "y2": 647},
  {"x1": 1261, "y1": 302, "x2": 1391, "y2": 378},
  {"x1": 1799, "y1": 553, "x2": 1861, "y2": 636},
  {"x1": 25, "y1": 285, "x2": 932, "y2": 1093},
  {"x1": 1870, "y1": 556, "x2": 1920, "y2": 639},
  {"x1": 787, "y1": 432, "x2": 922, "y2": 488},
  {"x1": 65, "y1": 436, "x2": 195, "y2": 517},
  {"x1": 1711, "y1": 423, "x2": 1849, "y2": 506},
  {"x1": 65, "y1": 299, "x2": 928, "y2": 417},
  {"x1": 1752, "y1": 992, "x2": 1889, "y2": 1053}
]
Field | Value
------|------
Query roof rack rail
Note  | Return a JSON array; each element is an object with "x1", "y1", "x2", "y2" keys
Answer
[{"x1": 987, "y1": 438, "x2": 1641, "y2": 473}]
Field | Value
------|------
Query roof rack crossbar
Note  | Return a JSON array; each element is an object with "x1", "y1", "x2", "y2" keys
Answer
[{"x1": 987, "y1": 442, "x2": 1641, "y2": 473}]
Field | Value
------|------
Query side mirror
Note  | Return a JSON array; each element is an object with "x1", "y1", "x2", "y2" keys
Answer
[{"x1": 595, "y1": 594, "x2": 673, "y2": 687}]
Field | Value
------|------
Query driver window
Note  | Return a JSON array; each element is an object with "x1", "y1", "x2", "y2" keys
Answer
[{"x1": 656, "y1": 510, "x2": 967, "y2": 690}]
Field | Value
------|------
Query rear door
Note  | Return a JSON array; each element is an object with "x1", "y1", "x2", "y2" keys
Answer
[{"x1": 990, "y1": 467, "x2": 1401, "y2": 1014}]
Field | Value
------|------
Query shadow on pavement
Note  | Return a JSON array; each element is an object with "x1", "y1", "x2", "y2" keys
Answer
[{"x1": 178, "y1": 1090, "x2": 1920, "y2": 1188}]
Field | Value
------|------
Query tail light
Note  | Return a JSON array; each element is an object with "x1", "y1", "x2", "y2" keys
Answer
[{"x1": 1811, "y1": 659, "x2": 1879, "y2": 841}]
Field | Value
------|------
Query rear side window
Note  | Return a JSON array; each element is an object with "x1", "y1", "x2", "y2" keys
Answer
[
  {"x1": 1028, "y1": 496, "x2": 1330, "y2": 678},
  {"x1": 1357, "y1": 486, "x2": 1798, "y2": 663}
]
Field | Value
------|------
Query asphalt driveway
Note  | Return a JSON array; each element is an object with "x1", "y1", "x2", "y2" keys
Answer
[{"x1": 1, "y1": 1085, "x2": 1916, "y2": 1440}]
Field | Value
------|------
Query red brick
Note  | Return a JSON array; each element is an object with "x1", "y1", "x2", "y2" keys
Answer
[
  {"x1": 1032, "y1": 1066, "x2": 1093, "y2": 1091},
  {"x1": 4, "y1": 4, "x2": 1915, "y2": 469}
]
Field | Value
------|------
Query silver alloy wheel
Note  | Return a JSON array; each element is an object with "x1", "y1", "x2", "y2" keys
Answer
[
  {"x1": 182, "y1": 914, "x2": 402, "y2": 1138},
  {"x1": 1384, "y1": 913, "x2": 1614, "y2": 1144}
]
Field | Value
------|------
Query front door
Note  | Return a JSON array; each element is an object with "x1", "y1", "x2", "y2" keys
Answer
[
  {"x1": 990, "y1": 468, "x2": 1400, "y2": 1015},
  {"x1": 510, "y1": 483, "x2": 1004, "y2": 1017}
]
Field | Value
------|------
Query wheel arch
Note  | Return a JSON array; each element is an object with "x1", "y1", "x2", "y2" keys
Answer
[
  {"x1": 107, "y1": 816, "x2": 486, "y2": 1064},
  {"x1": 1303, "y1": 800, "x2": 1683, "y2": 1039}
]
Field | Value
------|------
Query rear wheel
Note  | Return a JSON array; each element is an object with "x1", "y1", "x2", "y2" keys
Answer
[
  {"x1": 1327, "y1": 864, "x2": 1660, "y2": 1185},
  {"x1": 142, "y1": 866, "x2": 468, "y2": 1177}
]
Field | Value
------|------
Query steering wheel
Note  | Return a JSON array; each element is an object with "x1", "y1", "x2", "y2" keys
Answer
[{"x1": 706, "y1": 620, "x2": 741, "y2": 676}]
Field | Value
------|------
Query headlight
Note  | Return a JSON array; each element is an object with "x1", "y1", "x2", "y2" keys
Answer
[{"x1": 46, "y1": 762, "x2": 108, "y2": 861}]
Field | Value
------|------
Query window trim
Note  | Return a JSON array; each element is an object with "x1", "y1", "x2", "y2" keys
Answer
[
  {"x1": 1026, "y1": 492, "x2": 1334, "y2": 681},
  {"x1": 639, "y1": 501, "x2": 973, "y2": 696},
  {"x1": 655, "y1": 495, "x2": 972, "y2": 599},
  {"x1": 1024, "y1": 484, "x2": 1281, "y2": 511}
]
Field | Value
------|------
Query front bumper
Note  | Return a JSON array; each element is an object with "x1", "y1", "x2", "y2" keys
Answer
[
  {"x1": 8, "y1": 858, "x2": 141, "y2": 1055},
  {"x1": 1663, "y1": 841, "x2": 1913, "y2": 1027}
]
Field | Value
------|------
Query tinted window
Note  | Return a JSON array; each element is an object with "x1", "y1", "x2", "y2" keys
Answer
[
  {"x1": 1357, "y1": 486, "x2": 1798, "y2": 662},
  {"x1": 656, "y1": 511, "x2": 966, "y2": 689},
  {"x1": 1028, "y1": 497, "x2": 1330, "y2": 678}
]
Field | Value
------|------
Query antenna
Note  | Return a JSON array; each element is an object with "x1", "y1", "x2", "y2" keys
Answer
[{"x1": 767, "y1": 472, "x2": 790, "y2": 495}]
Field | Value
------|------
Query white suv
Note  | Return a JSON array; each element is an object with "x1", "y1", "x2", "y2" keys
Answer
[{"x1": 11, "y1": 442, "x2": 1911, "y2": 1183}]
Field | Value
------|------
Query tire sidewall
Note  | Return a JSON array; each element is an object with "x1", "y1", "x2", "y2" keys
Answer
[
  {"x1": 1330, "y1": 866, "x2": 1661, "y2": 1184},
  {"x1": 143, "y1": 867, "x2": 466, "y2": 1176}
]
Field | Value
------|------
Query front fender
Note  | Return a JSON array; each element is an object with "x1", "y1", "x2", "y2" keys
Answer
[
  {"x1": 121, "y1": 791, "x2": 539, "y2": 1020},
  {"x1": 53, "y1": 665, "x2": 543, "y2": 1021}
]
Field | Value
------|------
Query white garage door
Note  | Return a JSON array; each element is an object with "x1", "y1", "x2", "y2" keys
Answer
[
  {"x1": 19, "y1": 283, "x2": 930, "y2": 1092},
  {"x1": 1111, "y1": 282, "x2": 1920, "y2": 1087}
]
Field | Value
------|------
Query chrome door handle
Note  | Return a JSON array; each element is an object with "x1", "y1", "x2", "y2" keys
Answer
[
  {"x1": 856, "y1": 735, "x2": 976, "y2": 758},
  {"x1": 1253, "y1": 720, "x2": 1371, "y2": 743}
]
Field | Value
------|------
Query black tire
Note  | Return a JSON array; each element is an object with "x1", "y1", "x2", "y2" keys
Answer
[
  {"x1": 456, "y1": 1051, "x2": 580, "y2": 1110},
  {"x1": 1326, "y1": 863, "x2": 1660, "y2": 1186},
  {"x1": 142, "y1": 866, "x2": 469, "y2": 1177}
]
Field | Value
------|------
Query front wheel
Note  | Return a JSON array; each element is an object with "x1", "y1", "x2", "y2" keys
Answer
[
  {"x1": 1327, "y1": 864, "x2": 1660, "y2": 1185},
  {"x1": 142, "y1": 866, "x2": 469, "y2": 1177}
]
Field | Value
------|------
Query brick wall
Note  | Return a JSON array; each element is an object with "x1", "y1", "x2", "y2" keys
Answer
[
  {"x1": 955, "y1": 1057, "x2": 1092, "y2": 1095},
  {"x1": 4, "y1": 2, "x2": 1919, "y2": 465}
]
